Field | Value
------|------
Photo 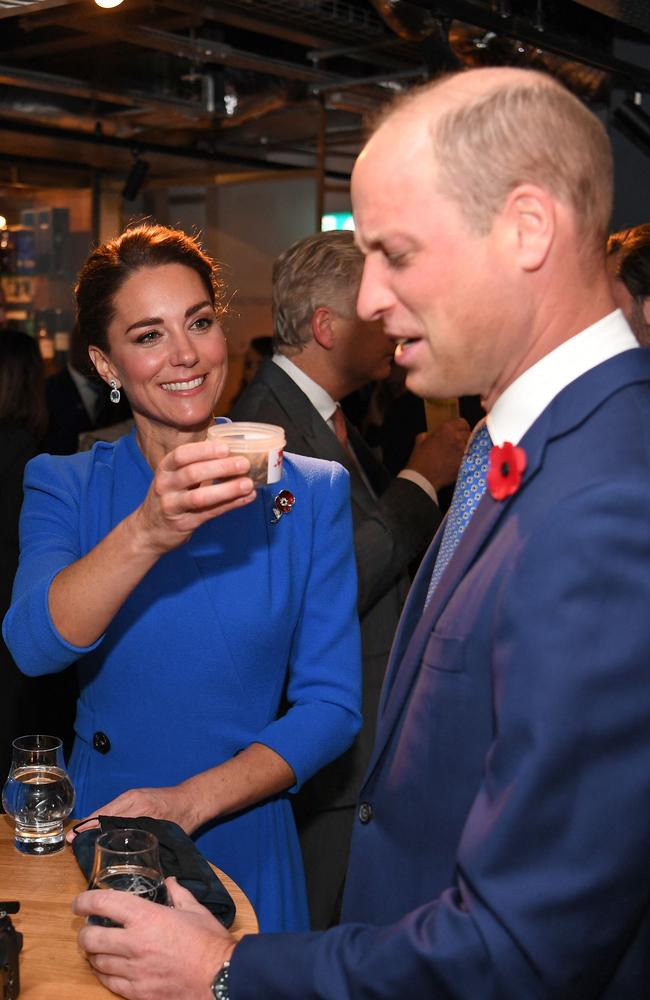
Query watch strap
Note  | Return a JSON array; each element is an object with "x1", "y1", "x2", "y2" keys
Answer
[{"x1": 211, "y1": 959, "x2": 231, "y2": 1000}]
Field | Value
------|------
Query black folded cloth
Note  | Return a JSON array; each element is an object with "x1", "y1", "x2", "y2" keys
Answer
[{"x1": 72, "y1": 815, "x2": 236, "y2": 928}]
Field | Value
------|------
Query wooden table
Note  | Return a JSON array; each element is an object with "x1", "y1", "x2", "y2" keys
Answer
[{"x1": 0, "y1": 815, "x2": 258, "y2": 999}]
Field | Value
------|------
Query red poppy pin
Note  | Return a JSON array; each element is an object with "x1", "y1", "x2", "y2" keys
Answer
[
  {"x1": 486, "y1": 442, "x2": 527, "y2": 501},
  {"x1": 270, "y1": 489, "x2": 295, "y2": 525}
]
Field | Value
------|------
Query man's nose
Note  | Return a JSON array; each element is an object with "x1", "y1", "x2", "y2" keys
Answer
[{"x1": 356, "y1": 257, "x2": 393, "y2": 322}]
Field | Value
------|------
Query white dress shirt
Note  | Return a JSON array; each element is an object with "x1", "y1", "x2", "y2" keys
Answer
[
  {"x1": 272, "y1": 354, "x2": 437, "y2": 503},
  {"x1": 487, "y1": 310, "x2": 638, "y2": 446}
]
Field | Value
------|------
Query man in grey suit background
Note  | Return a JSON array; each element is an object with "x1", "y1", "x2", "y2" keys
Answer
[{"x1": 230, "y1": 230, "x2": 469, "y2": 928}]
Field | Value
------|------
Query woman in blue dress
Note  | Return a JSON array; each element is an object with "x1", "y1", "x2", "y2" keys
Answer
[{"x1": 2, "y1": 224, "x2": 361, "y2": 933}]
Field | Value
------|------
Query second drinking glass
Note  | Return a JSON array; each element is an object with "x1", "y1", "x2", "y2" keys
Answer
[{"x1": 87, "y1": 828, "x2": 170, "y2": 926}]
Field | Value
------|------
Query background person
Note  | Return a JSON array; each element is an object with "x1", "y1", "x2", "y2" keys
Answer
[
  {"x1": 231, "y1": 230, "x2": 468, "y2": 928},
  {"x1": 3, "y1": 224, "x2": 361, "y2": 933},
  {"x1": 41, "y1": 321, "x2": 132, "y2": 455},
  {"x1": 607, "y1": 222, "x2": 650, "y2": 346},
  {"x1": 0, "y1": 331, "x2": 75, "y2": 778},
  {"x1": 75, "y1": 67, "x2": 650, "y2": 999}
]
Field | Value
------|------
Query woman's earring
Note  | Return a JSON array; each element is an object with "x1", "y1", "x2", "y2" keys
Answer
[{"x1": 109, "y1": 380, "x2": 121, "y2": 404}]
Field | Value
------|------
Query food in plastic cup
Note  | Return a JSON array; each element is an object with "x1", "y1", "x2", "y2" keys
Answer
[{"x1": 207, "y1": 421, "x2": 286, "y2": 486}]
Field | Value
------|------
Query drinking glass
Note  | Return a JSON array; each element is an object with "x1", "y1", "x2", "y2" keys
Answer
[
  {"x1": 2, "y1": 734, "x2": 75, "y2": 855},
  {"x1": 88, "y1": 828, "x2": 170, "y2": 926}
]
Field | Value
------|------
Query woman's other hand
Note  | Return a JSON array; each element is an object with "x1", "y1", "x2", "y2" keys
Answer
[{"x1": 66, "y1": 783, "x2": 201, "y2": 843}]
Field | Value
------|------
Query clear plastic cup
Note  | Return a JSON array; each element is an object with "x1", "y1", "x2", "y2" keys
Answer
[{"x1": 207, "y1": 421, "x2": 285, "y2": 486}]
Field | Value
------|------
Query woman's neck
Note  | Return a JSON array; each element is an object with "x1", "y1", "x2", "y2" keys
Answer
[{"x1": 134, "y1": 417, "x2": 214, "y2": 470}]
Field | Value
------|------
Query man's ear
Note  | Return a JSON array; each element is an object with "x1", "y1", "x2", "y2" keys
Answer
[
  {"x1": 88, "y1": 345, "x2": 119, "y2": 387},
  {"x1": 500, "y1": 184, "x2": 555, "y2": 272},
  {"x1": 311, "y1": 306, "x2": 336, "y2": 350}
]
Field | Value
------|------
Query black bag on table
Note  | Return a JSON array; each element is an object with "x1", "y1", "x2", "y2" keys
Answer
[{"x1": 71, "y1": 815, "x2": 236, "y2": 928}]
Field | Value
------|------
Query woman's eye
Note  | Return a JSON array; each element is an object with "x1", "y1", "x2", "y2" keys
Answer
[
  {"x1": 191, "y1": 316, "x2": 213, "y2": 331},
  {"x1": 136, "y1": 330, "x2": 160, "y2": 344}
]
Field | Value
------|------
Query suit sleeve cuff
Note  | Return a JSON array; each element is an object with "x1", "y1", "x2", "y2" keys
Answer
[{"x1": 398, "y1": 469, "x2": 438, "y2": 506}]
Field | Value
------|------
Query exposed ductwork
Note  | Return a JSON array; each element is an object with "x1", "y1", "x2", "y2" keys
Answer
[{"x1": 0, "y1": 0, "x2": 647, "y2": 189}]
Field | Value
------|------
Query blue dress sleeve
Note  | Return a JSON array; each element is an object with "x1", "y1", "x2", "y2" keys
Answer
[
  {"x1": 2, "y1": 452, "x2": 104, "y2": 676},
  {"x1": 251, "y1": 460, "x2": 362, "y2": 789}
]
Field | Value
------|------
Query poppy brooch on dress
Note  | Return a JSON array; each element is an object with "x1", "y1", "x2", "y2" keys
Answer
[
  {"x1": 271, "y1": 489, "x2": 295, "y2": 525},
  {"x1": 486, "y1": 442, "x2": 527, "y2": 501}
]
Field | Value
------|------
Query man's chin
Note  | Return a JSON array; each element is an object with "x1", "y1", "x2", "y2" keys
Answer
[{"x1": 403, "y1": 369, "x2": 441, "y2": 401}]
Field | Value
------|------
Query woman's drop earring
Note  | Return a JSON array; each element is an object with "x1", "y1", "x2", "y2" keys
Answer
[{"x1": 109, "y1": 380, "x2": 121, "y2": 404}]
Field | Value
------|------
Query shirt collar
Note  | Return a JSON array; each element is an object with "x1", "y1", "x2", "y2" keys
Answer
[
  {"x1": 272, "y1": 354, "x2": 337, "y2": 423},
  {"x1": 487, "y1": 310, "x2": 638, "y2": 446}
]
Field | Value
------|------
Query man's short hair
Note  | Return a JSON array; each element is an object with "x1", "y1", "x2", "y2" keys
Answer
[
  {"x1": 376, "y1": 70, "x2": 613, "y2": 256},
  {"x1": 607, "y1": 223, "x2": 650, "y2": 300},
  {"x1": 272, "y1": 231, "x2": 364, "y2": 355}
]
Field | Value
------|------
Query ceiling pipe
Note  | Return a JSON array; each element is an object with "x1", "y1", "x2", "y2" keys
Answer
[
  {"x1": 367, "y1": 0, "x2": 436, "y2": 42},
  {"x1": 0, "y1": 117, "x2": 354, "y2": 180},
  {"x1": 406, "y1": 0, "x2": 650, "y2": 88}
]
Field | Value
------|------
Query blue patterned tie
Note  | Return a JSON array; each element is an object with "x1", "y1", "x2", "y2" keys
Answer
[{"x1": 424, "y1": 420, "x2": 492, "y2": 607}]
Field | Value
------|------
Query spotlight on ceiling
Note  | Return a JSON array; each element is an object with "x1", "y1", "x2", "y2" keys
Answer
[
  {"x1": 122, "y1": 155, "x2": 150, "y2": 201},
  {"x1": 94, "y1": 0, "x2": 125, "y2": 8}
]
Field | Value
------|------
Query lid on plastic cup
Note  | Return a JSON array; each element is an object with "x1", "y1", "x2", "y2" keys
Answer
[{"x1": 207, "y1": 421, "x2": 285, "y2": 485}]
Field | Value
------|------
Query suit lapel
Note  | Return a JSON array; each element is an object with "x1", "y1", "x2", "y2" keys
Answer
[
  {"x1": 346, "y1": 420, "x2": 392, "y2": 496},
  {"x1": 256, "y1": 363, "x2": 380, "y2": 512},
  {"x1": 366, "y1": 405, "x2": 551, "y2": 778}
]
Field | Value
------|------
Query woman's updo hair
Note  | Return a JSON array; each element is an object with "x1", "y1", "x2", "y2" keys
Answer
[{"x1": 75, "y1": 224, "x2": 225, "y2": 359}]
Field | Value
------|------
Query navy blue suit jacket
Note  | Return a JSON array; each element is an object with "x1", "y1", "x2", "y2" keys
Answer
[{"x1": 233, "y1": 349, "x2": 650, "y2": 997}]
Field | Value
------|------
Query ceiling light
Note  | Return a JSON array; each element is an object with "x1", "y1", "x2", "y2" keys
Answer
[{"x1": 94, "y1": 0, "x2": 125, "y2": 9}]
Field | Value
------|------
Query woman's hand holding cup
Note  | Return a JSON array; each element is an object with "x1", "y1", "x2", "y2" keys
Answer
[{"x1": 134, "y1": 438, "x2": 256, "y2": 556}]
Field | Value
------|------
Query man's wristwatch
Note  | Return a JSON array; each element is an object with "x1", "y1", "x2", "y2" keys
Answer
[{"x1": 211, "y1": 960, "x2": 231, "y2": 1000}]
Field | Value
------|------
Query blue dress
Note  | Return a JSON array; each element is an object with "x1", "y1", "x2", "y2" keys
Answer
[{"x1": 3, "y1": 429, "x2": 362, "y2": 932}]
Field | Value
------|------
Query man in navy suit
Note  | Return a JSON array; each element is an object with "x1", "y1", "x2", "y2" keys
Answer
[{"x1": 74, "y1": 66, "x2": 650, "y2": 999}]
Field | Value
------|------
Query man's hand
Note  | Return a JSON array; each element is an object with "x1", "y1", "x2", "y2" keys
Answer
[
  {"x1": 405, "y1": 417, "x2": 471, "y2": 491},
  {"x1": 74, "y1": 877, "x2": 236, "y2": 1000}
]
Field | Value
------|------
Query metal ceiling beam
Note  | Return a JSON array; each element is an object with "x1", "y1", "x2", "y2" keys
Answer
[
  {"x1": 0, "y1": 64, "x2": 209, "y2": 120},
  {"x1": 0, "y1": 0, "x2": 76, "y2": 21},
  {"x1": 29, "y1": 15, "x2": 343, "y2": 85},
  {"x1": 315, "y1": 65, "x2": 426, "y2": 94},
  {"x1": 0, "y1": 33, "x2": 107, "y2": 60},
  {"x1": 160, "y1": 0, "x2": 333, "y2": 50},
  {"x1": 5, "y1": 14, "x2": 199, "y2": 60},
  {"x1": 0, "y1": 116, "x2": 353, "y2": 179},
  {"x1": 409, "y1": 1, "x2": 650, "y2": 88},
  {"x1": 0, "y1": 148, "x2": 109, "y2": 175}
]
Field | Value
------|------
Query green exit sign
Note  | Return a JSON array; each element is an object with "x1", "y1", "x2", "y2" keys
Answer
[{"x1": 321, "y1": 213, "x2": 355, "y2": 232}]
